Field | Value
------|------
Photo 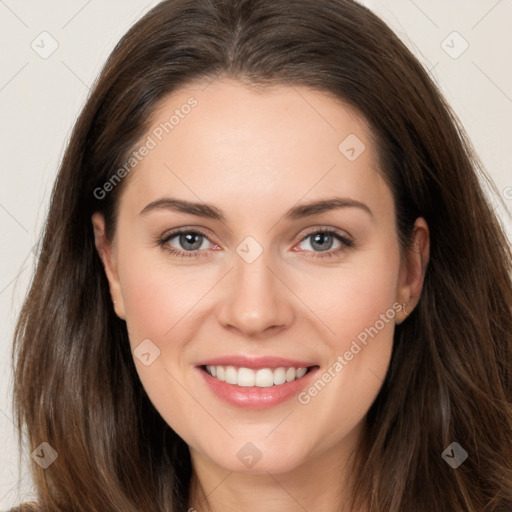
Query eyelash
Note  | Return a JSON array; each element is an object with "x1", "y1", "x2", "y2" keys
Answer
[{"x1": 157, "y1": 227, "x2": 354, "y2": 260}]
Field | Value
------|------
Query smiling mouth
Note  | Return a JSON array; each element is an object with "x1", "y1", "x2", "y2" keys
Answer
[{"x1": 202, "y1": 365, "x2": 317, "y2": 388}]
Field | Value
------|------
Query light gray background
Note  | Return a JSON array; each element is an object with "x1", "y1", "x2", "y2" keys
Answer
[{"x1": 1, "y1": 0, "x2": 511, "y2": 507}]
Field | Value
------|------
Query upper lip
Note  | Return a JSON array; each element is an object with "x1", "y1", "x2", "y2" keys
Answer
[{"x1": 196, "y1": 355, "x2": 317, "y2": 370}]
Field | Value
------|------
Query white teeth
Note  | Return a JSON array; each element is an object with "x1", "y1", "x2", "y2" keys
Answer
[
  {"x1": 238, "y1": 367, "x2": 255, "y2": 387},
  {"x1": 225, "y1": 366, "x2": 237, "y2": 385},
  {"x1": 255, "y1": 368, "x2": 274, "y2": 387},
  {"x1": 273, "y1": 367, "x2": 286, "y2": 385},
  {"x1": 296, "y1": 367, "x2": 307, "y2": 378},
  {"x1": 205, "y1": 365, "x2": 310, "y2": 387},
  {"x1": 285, "y1": 367, "x2": 296, "y2": 382}
]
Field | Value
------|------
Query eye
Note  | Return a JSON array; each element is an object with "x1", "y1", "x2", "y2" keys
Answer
[
  {"x1": 295, "y1": 229, "x2": 353, "y2": 258},
  {"x1": 158, "y1": 229, "x2": 216, "y2": 258},
  {"x1": 157, "y1": 227, "x2": 353, "y2": 260}
]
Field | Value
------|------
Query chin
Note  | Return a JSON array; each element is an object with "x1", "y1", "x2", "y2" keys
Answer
[{"x1": 194, "y1": 435, "x2": 313, "y2": 475}]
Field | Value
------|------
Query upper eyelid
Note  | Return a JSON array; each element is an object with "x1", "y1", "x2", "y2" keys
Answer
[
  {"x1": 300, "y1": 226, "x2": 352, "y2": 240},
  {"x1": 162, "y1": 227, "x2": 216, "y2": 245}
]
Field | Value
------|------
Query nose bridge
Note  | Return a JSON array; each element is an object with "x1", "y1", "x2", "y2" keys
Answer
[{"x1": 217, "y1": 239, "x2": 294, "y2": 335}]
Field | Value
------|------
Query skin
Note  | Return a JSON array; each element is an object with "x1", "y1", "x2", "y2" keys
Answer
[{"x1": 92, "y1": 78, "x2": 429, "y2": 512}]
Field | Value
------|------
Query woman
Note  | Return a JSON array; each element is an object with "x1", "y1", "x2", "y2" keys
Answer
[{"x1": 10, "y1": 0, "x2": 512, "y2": 511}]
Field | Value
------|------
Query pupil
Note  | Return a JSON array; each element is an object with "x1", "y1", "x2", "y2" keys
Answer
[
  {"x1": 312, "y1": 233, "x2": 332, "y2": 251},
  {"x1": 181, "y1": 233, "x2": 202, "y2": 251}
]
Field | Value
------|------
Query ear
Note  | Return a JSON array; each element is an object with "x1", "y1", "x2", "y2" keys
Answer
[
  {"x1": 91, "y1": 212, "x2": 126, "y2": 320},
  {"x1": 396, "y1": 217, "x2": 430, "y2": 324}
]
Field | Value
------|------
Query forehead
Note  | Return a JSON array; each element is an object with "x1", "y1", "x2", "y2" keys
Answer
[{"x1": 118, "y1": 78, "x2": 392, "y2": 222}]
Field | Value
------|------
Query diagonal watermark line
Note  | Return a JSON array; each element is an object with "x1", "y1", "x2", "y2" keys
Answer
[
  {"x1": 0, "y1": 266, "x2": 28, "y2": 296},
  {"x1": 264, "y1": 265, "x2": 336, "y2": 336},
  {"x1": 0, "y1": 407, "x2": 18, "y2": 431},
  {"x1": 164, "y1": 163, "x2": 200, "y2": 197},
  {"x1": 61, "y1": 61, "x2": 90, "y2": 89},
  {"x1": 291, "y1": 86, "x2": 336, "y2": 131},
  {"x1": 265, "y1": 410, "x2": 294, "y2": 438},
  {"x1": 0, "y1": 0, "x2": 29, "y2": 28},
  {"x1": 428, "y1": 61, "x2": 439, "y2": 73},
  {"x1": 164, "y1": 163, "x2": 233, "y2": 235},
  {"x1": 0, "y1": 473, "x2": 27, "y2": 505},
  {"x1": 426, "y1": 61, "x2": 440, "y2": 81},
  {"x1": 200, "y1": 71, "x2": 222, "y2": 93},
  {"x1": 368, "y1": 367, "x2": 384, "y2": 383},
  {"x1": 266, "y1": 164, "x2": 336, "y2": 234},
  {"x1": 197, "y1": 471, "x2": 233, "y2": 505},
  {"x1": 0, "y1": 203, "x2": 29, "y2": 233},
  {"x1": 408, "y1": 0, "x2": 439, "y2": 29},
  {"x1": 0, "y1": 406, "x2": 30, "y2": 447},
  {"x1": 471, "y1": 0, "x2": 502, "y2": 30},
  {"x1": 163, "y1": 366, "x2": 234, "y2": 438},
  {"x1": 265, "y1": 472, "x2": 310, "y2": 512},
  {"x1": 472, "y1": 61, "x2": 512, "y2": 105},
  {"x1": 0, "y1": 62, "x2": 29, "y2": 92},
  {"x1": 164, "y1": 267, "x2": 233, "y2": 336},
  {"x1": 61, "y1": 0, "x2": 93, "y2": 29}
]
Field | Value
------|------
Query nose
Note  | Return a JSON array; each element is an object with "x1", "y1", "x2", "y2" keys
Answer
[{"x1": 216, "y1": 248, "x2": 295, "y2": 338}]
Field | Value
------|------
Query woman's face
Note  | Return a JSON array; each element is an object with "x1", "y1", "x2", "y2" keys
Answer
[{"x1": 93, "y1": 78, "x2": 428, "y2": 476}]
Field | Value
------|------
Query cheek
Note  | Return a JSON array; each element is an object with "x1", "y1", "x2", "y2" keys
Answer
[
  {"x1": 118, "y1": 248, "x2": 217, "y2": 346},
  {"x1": 116, "y1": 251, "x2": 218, "y2": 439},
  {"x1": 292, "y1": 239, "x2": 401, "y2": 350},
  {"x1": 290, "y1": 243, "x2": 400, "y2": 429}
]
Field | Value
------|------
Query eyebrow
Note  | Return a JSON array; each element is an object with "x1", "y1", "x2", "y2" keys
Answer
[{"x1": 139, "y1": 196, "x2": 373, "y2": 220}]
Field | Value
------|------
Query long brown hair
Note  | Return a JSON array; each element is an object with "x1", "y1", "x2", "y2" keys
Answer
[{"x1": 11, "y1": 0, "x2": 512, "y2": 510}]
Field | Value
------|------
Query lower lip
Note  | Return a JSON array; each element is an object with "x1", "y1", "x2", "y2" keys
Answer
[{"x1": 197, "y1": 366, "x2": 319, "y2": 409}]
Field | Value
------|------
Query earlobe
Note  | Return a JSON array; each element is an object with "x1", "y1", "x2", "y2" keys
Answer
[
  {"x1": 396, "y1": 217, "x2": 430, "y2": 323},
  {"x1": 91, "y1": 212, "x2": 126, "y2": 320}
]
